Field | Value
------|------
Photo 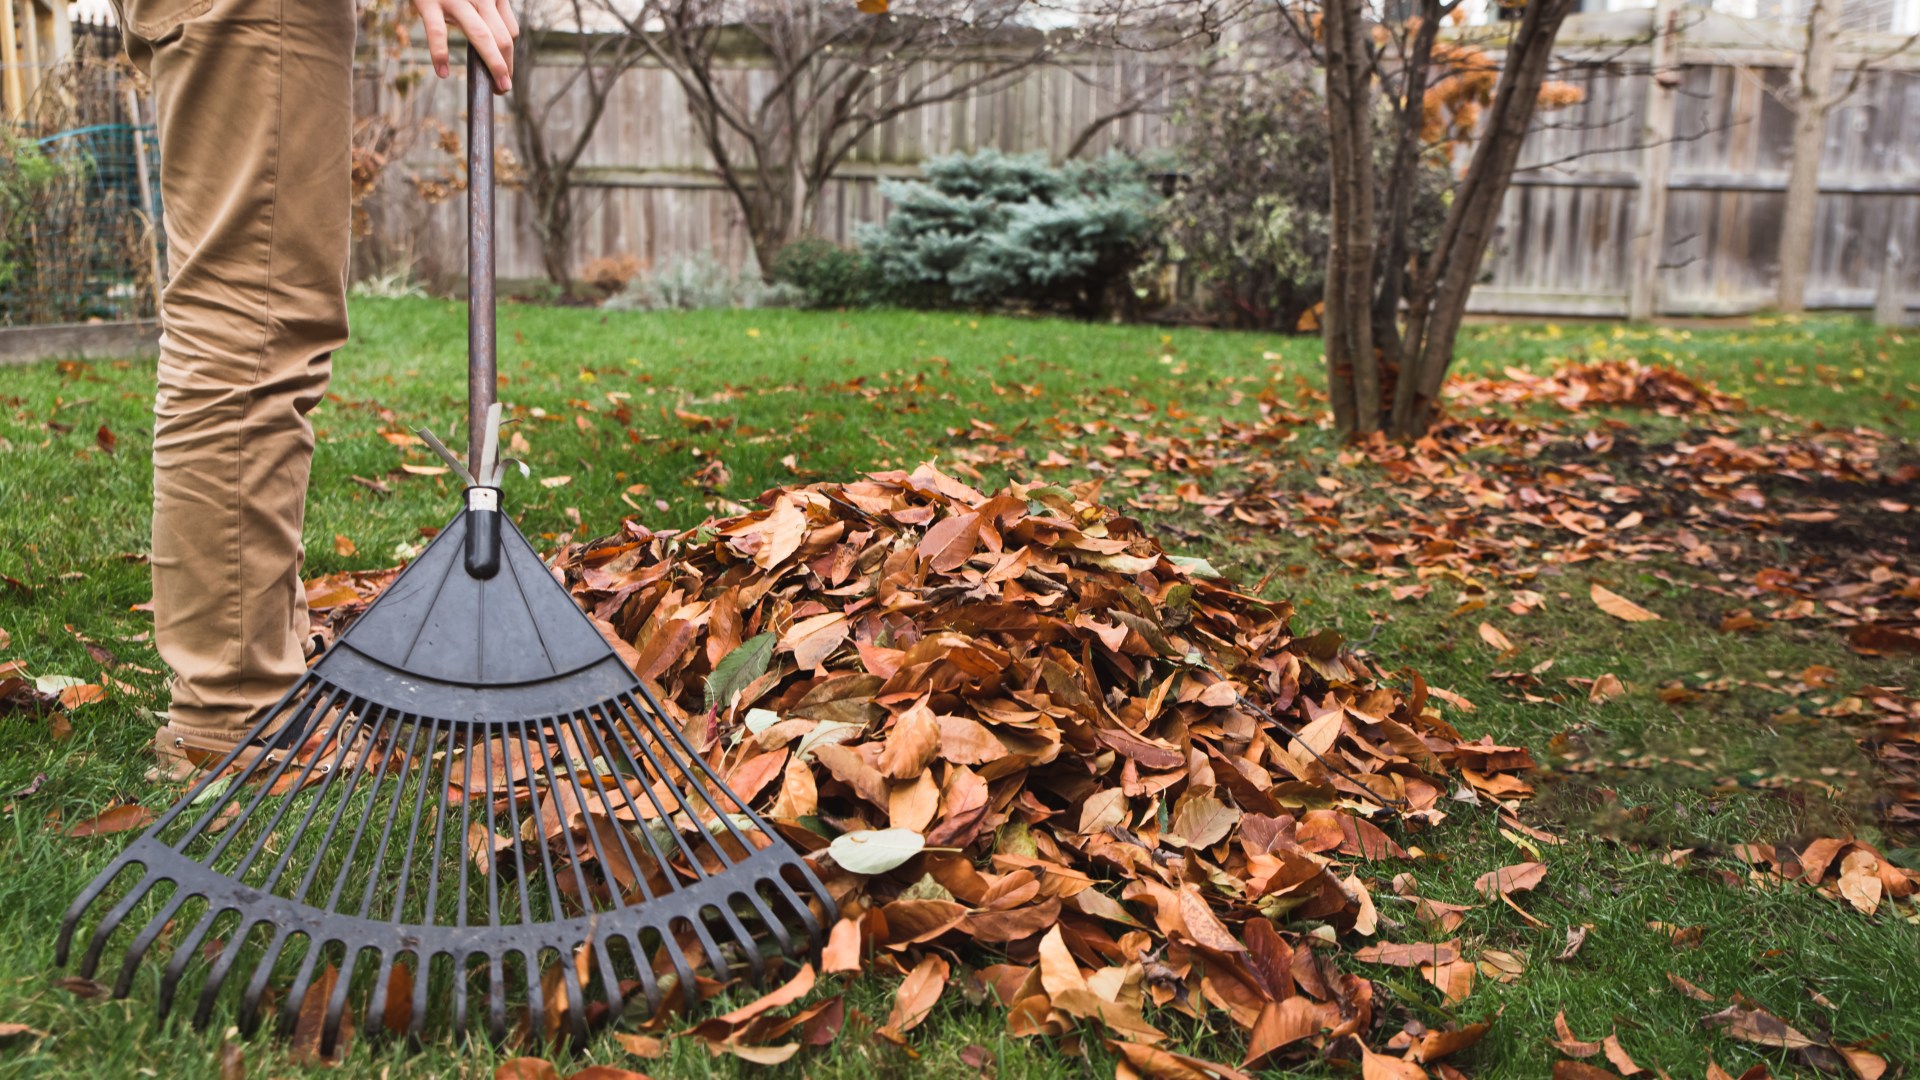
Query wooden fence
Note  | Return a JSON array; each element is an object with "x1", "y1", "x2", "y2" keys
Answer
[{"x1": 359, "y1": 10, "x2": 1920, "y2": 318}]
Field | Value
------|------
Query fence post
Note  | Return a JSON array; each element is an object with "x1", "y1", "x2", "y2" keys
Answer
[
  {"x1": 1628, "y1": 0, "x2": 1680, "y2": 322},
  {"x1": 126, "y1": 85, "x2": 166, "y2": 316},
  {"x1": 1, "y1": 0, "x2": 25, "y2": 120},
  {"x1": 1874, "y1": 203, "x2": 1910, "y2": 327}
]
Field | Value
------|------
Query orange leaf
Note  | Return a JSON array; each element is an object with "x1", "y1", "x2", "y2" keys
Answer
[
  {"x1": 715, "y1": 963, "x2": 815, "y2": 1027},
  {"x1": 64, "y1": 803, "x2": 155, "y2": 837},
  {"x1": 918, "y1": 512, "x2": 982, "y2": 573},
  {"x1": 1361, "y1": 1045, "x2": 1430, "y2": 1079},
  {"x1": 1473, "y1": 861, "x2": 1547, "y2": 897},
  {"x1": 1477, "y1": 622, "x2": 1515, "y2": 652},
  {"x1": 882, "y1": 953, "x2": 949, "y2": 1036},
  {"x1": 1590, "y1": 584, "x2": 1660, "y2": 622},
  {"x1": 495, "y1": 1060, "x2": 561, "y2": 1080},
  {"x1": 822, "y1": 916, "x2": 863, "y2": 973}
]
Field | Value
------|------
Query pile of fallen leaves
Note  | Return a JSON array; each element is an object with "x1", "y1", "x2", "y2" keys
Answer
[{"x1": 490, "y1": 463, "x2": 1534, "y2": 1073}]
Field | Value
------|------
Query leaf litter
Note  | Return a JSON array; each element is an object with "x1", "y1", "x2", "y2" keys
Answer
[{"x1": 216, "y1": 356, "x2": 1920, "y2": 1074}]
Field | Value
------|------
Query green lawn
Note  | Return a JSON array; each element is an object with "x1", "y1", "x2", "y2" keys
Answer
[{"x1": 0, "y1": 301, "x2": 1916, "y2": 1078}]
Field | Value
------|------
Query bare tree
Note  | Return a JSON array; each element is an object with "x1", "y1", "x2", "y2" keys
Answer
[
  {"x1": 1774, "y1": 0, "x2": 1919, "y2": 312},
  {"x1": 597, "y1": 0, "x2": 1232, "y2": 276},
  {"x1": 1285, "y1": 0, "x2": 1581, "y2": 436},
  {"x1": 507, "y1": 0, "x2": 650, "y2": 288}
]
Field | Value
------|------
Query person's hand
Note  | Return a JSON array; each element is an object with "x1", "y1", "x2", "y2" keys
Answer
[{"x1": 412, "y1": 0, "x2": 519, "y2": 93}]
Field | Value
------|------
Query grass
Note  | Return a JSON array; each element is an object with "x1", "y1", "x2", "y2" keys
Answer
[{"x1": 0, "y1": 301, "x2": 1916, "y2": 1078}]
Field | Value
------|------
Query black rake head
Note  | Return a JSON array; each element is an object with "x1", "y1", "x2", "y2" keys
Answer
[{"x1": 58, "y1": 508, "x2": 829, "y2": 1055}]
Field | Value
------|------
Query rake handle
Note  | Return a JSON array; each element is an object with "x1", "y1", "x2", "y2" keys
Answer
[
  {"x1": 464, "y1": 47, "x2": 504, "y2": 581},
  {"x1": 467, "y1": 46, "x2": 497, "y2": 473}
]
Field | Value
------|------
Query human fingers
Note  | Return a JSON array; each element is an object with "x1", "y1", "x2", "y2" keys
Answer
[
  {"x1": 413, "y1": 0, "x2": 450, "y2": 79},
  {"x1": 446, "y1": 0, "x2": 512, "y2": 92}
]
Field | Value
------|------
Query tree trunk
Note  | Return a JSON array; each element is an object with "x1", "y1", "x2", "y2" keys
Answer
[
  {"x1": 1777, "y1": 0, "x2": 1840, "y2": 313},
  {"x1": 1321, "y1": 0, "x2": 1379, "y2": 435},
  {"x1": 1371, "y1": 0, "x2": 1443, "y2": 363},
  {"x1": 1389, "y1": 0, "x2": 1576, "y2": 436},
  {"x1": 536, "y1": 182, "x2": 575, "y2": 291}
]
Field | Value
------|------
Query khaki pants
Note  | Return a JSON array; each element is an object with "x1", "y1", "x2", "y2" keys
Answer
[{"x1": 119, "y1": 0, "x2": 354, "y2": 740}]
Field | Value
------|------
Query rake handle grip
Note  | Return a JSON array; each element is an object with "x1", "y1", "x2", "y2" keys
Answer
[{"x1": 467, "y1": 46, "x2": 496, "y2": 477}]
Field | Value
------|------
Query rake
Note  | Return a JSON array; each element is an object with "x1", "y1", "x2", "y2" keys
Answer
[{"x1": 58, "y1": 52, "x2": 827, "y2": 1055}]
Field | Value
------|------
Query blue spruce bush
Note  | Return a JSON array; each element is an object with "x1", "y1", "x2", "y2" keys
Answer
[{"x1": 858, "y1": 149, "x2": 1158, "y2": 316}]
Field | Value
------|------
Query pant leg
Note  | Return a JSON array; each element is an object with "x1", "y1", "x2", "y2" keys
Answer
[{"x1": 127, "y1": 0, "x2": 355, "y2": 734}]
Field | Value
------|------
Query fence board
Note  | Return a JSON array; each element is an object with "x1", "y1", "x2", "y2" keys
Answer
[{"x1": 354, "y1": 12, "x2": 1919, "y2": 317}]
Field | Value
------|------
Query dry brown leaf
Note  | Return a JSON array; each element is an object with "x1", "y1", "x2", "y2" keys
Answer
[
  {"x1": 1478, "y1": 622, "x2": 1515, "y2": 652},
  {"x1": 1474, "y1": 861, "x2": 1547, "y2": 897},
  {"x1": 1590, "y1": 584, "x2": 1660, "y2": 622},
  {"x1": 1361, "y1": 1044, "x2": 1431, "y2": 1079},
  {"x1": 1353, "y1": 940, "x2": 1461, "y2": 968},
  {"x1": 1700, "y1": 1003, "x2": 1816, "y2": 1049},
  {"x1": 1603, "y1": 1034, "x2": 1643, "y2": 1076},
  {"x1": 1667, "y1": 972, "x2": 1715, "y2": 1001},
  {"x1": 1552, "y1": 1062, "x2": 1623, "y2": 1080},
  {"x1": 1836, "y1": 849, "x2": 1883, "y2": 915},
  {"x1": 882, "y1": 953, "x2": 950, "y2": 1036},
  {"x1": 63, "y1": 803, "x2": 155, "y2": 838}
]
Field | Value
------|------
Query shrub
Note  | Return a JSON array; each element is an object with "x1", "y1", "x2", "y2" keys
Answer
[
  {"x1": 604, "y1": 253, "x2": 799, "y2": 311},
  {"x1": 1164, "y1": 75, "x2": 1449, "y2": 331},
  {"x1": 578, "y1": 253, "x2": 642, "y2": 296},
  {"x1": 769, "y1": 237, "x2": 879, "y2": 309},
  {"x1": 857, "y1": 150, "x2": 1159, "y2": 317}
]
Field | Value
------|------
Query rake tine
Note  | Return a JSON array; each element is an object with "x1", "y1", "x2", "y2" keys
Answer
[
  {"x1": 146, "y1": 676, "x2": 322, "y2": 842},
  {"x1": 285, "y1": 706, "x2": 396, "y2": 907},
  {"x1": 113, "y1": 887, "x2": 190, "y2": 999},
  {"x1": 238, "y1": 926, "x2": 293, "y2": 1038},
  {"x1": 78, "y1": 870, "x2": 162, "y2": 979},
  {"x1": 277, "y1": 933, "x2": 329, "y2": 1038},
  {"x1": 737, "y1": 885, "x2": 795, "y2": 963},
  {"x1": 190, "y1": 913, "x2": 263, "y2": 1029},
  {"x1": 508, "y1": 721, "x2": 567, "y2": 921},
  {"x1": 320, "y1": 712, "x2": 408, "y2": 914},
  {"x1": 684, "y1": 907, "x2": 731, "y2": 981},
  {"x1": 486, "y1": 952, "x2": 506, "y2": 1043},
  {"x1": 567, "y1": 705, "x2": 666, "y2": 902},
  {"x1": 175, "y1": 682, "x2": 333, "y2": 852},
  {"x1": 450, "y1": 948, "x2": 471, "y2": 1045},
  {"x1": 365, "y1": 950, "x2": 397, "y2": 1045},
  {"x1": 769, "y1": 869, "x2": 827, "y2": 942},
  {"x1": 159, "y1": 905, "x2": 221, "y2": 1014},
  {"x1": 520, "y1": 726, "x2": 596, "y2": 1045},
  {"x1": 411, "y1": 950, "x2": 435, "y2": 1043},
  {"x1": 319, "y1": 945, "x2": 361, "y2": 1058},
  {"x1": 482, "y1": 735, "x2": 507, "y2": 938},
  {"x1": 57, "y1": 858, "x2": 139, "y2": 967},
  {"x1": 631, "y1": 682, "x2": 766, "y2": 852},
  {"x1": 252, "y1": 699, "x2": 378, "y2": 899},
  {"x1": 550, "y1": 711, "x2": 641, "y2": 1021},
  {"x1": 206, "y1": 686, "x2": 354, "y2": 873},
  {"x1": 656, "y1": 928, "x2": 698, "y2": 1019},
  {"x1": 351, "y1": 719, "x2": 424, "y2": 920},
  {"x1": 714, "y1": 894, "x2": 767, "y2": 984},
  {"x1": 382, "y1": 717, "x2": 443, "y2": 925},
  {"x1": 494, "y1": 732, "x2": 540, "y2": 940},
  {"x1": 607, "y1": 694, "x2": 734, "y2": 877},
  {"x1": 589, "y1": 702, "x2": 705, "y2": 886}
]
